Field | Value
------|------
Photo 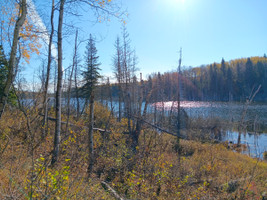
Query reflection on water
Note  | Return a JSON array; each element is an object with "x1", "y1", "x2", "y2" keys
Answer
[
  {"x1": 153, "y1": 101, "x2": 267, "y2": 159},
  {"x1": 224, "y1": 131, "x2": 267, "y2": 158},
  {"x1": 22, "y1": 98, "x2": 267, "y2": 158},
  {"x1": 153, "y1": 101, "x2": 215, "y2": 108},
  {"x1": 153, "y1": 101, "x2": 267, "y2": 124}
]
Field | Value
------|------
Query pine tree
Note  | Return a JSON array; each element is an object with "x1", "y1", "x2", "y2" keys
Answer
[
  {"x1": 0, "y1": 45, "x2": 16, "y2": 106},
  {"x1": 245, "y1": 58, "x2": 255, "y2": 94},
  {"x1": 82, "y1": 34, "x2": 101, "y2": 98},
  {"x1": 0, "y1": 45, "x2": 8, "y2": 98},
  {"x1": 82, "y1": 34, "x2": 101, "y2": 177}
]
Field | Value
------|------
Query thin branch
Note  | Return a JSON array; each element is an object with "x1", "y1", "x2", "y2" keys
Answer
[
  {"x1": 39, "y1": 114, "x2": 110, "y2": 133},
  {"x1": 101, "y1": 181, "x2": 125, "y2": 200},
  {"x1": 131, "y1": 115, "x2": 186, "y2": 139}
]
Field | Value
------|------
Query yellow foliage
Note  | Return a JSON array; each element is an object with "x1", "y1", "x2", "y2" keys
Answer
[
  {"x1": 1, "y1": 1, "x2": 41, "y2": 64},
  {"x1": 0, "y1": 105, "x2": 266, "y2": 199}
]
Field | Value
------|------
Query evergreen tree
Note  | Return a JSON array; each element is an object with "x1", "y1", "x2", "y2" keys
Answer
[
  {"x1": 227, "y1": 66, "x2": 233, "y2": 101},
  {"x1": 220, "y1": 58, "x2": 227, "y2": 100},
  {"x1": 256, "y1": 61, "x2": 267, "y2": 100},
  {"x1": 0, "y1": 45, "x2": 8, "y2": 98},
  {"x1": 221, "y1": 58, "x2": 226, "y2": 76},
  {"x1": 82, "y1": 34, "x2": 101, "y2": 176},
  {"x1": 82, "y1": 34, "x2": 101, "y2": 98},
  {"x1": 0, "y1": 45, "x2": 16, "y2": 105},
  {"x1": 235, "y1": 62, "x2": 244, "y2": 100},
  {"x1": 245, "y1": 58, "x2": 255, "y2": 94}
]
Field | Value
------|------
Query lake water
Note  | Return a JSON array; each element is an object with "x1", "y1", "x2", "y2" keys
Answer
[
  {"x1": 224, "y1": 130, "x2": 267, "y2": 158},
  {"x1": 153, "y1": 101, "x2": 267, "y2": 125},
  {"x1": 22, "y1": 98, "x2": 267, "y2": 158},
  {"x1": 153, "y1": 101, "x2": 267, "y2": 159}
]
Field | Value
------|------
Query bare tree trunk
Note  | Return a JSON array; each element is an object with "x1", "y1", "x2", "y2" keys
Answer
[
  {"x1": 42, "y1": 0, "x2": 55, "y2": 138},
  {"x1": 54, "y1": 59, "x2": 57, "y2": 105},
  {"x1": 107, "y1": 77, "x2": 113, "y2": 114},
  {"x1": 126, "y1": 91, "x2": 132, "y2": 134},
  {"x1": 51, "y1": 0, "x2": 65, "y2": 166},
  {"x1": 74, "y1": 57, "x2": 80, "y2": 120},
  {"x1": 132, "y1": 73, "x2": 143, "y2": 151},
  {"x1": 176, "y1": 48, "x2": 182, "y2": 163},
  {"x1": 66, "y1": 29, "x2": 78, "y2": 132},
  {"x1": 133, "y1": 75, "x2": 153, "y2": 153},
  {"x1": 114, "y1": 36, "x2": 122, "y2": 121},
  {"x1": 0, "y1": 0, "x2": 27, "y2": 119},
  {"x1": 87, "y1": 92, "x2": 95, "y2": 176},
  {"x1": 237, "y1": 84, "x2": 261, "y2": 147},
  {"x1": 118, "y1": 83, "x2": 122, "y2": 121}
]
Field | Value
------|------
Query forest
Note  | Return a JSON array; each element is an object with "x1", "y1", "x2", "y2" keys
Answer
[
  {"x1": 94, "y1": 56, "x2": 267, "y2": 103},
  {"x1": 0, "y1": 0, "x2": 267, "y2": 199}
]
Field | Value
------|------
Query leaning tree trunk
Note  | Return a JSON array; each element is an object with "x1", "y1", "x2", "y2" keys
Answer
[
  {"x1": 0, "y1": 0, "x2": 27, "y2": 119},
  {"x1": 237, "y1": 84, "x2": 261, "y2": 147},
  {"x1": 51, "y1": 0, "x2": 65, "y2": 166}
]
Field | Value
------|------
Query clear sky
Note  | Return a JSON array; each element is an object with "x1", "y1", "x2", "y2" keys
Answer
[{"x1": 27, "y1": 0, "x2": 267, "y2": 82}]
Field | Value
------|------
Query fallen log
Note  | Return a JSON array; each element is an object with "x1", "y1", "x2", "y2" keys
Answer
[
  {"x1": 39, "y1": 114, "x2": 110, "y2": 133},
  {"x1": 131, "y1": 115, "x2": 186, "y2": 139}
]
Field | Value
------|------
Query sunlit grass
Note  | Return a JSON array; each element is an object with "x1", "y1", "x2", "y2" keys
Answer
[{"x1": 0, "y1": 105, "x2": 266, "y2": 199}]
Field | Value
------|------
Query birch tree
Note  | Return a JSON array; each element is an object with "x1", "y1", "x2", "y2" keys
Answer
[
  {"x1": 51, "y1": 0, "x2": 65, "y2": 166},
  {"x1": 0, "y1": 0, "x2": 27, "y2": 119},
  {"x1": 42, "y1": 0, "x2": 55, "y2": 138}
]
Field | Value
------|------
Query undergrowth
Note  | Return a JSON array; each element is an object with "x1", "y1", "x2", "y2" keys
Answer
[{"x1": 0, "y1": 103, "x2": 266, "y2": 199}]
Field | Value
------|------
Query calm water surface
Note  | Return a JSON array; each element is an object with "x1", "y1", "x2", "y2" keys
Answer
[
  {"x1": 22, "y1": 98, "x2": 267, "y2": 158},
  {"x1": 153, "y1": 101, "x2": 267, "y2": 158}
]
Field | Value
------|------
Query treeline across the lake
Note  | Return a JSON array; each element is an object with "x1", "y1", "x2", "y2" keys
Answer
[
  {"x1": 182, "y1": 56, "x2": 267, "y2": 101},
  {"x1": 94, "y1": 56, "x2": 267, "y2": 103}
]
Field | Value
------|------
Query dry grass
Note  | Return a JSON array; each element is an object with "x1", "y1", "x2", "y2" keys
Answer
[{"x1": 0, "y1": 105, "x2": 266, "y2": 199}]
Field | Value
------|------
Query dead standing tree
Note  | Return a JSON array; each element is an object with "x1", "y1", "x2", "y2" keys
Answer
[
  {"x1": 113, "y1": 36, "x2": 123, "y2": 121},
  {"x1": 237, "y1": 84, "x2": 261, "y2": 147},
  {"x1": 121, "y1": 25, "x2": 133, "y2": 135},
  {"x1": 66, "y1": 29, "x2": 79, "y2": 133},
  {"x1": 176, "y1": 48, "x2": 182, "y2": 162},
  {"x1": 42, "y1": 0, "x2": 55, "y2": 138},
  {"x1": 132, "y1": 73, "x2": 153, "y2": 152},
  {"x1": 51, "y1": 0, "x2": 126, "y2": 166},
  {"x1": 51, "y1": 0, "x2": 65, "y2": 166}
]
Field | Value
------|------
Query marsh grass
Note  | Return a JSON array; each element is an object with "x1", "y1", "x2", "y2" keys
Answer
[{"x1": 0, "y1": 104, "x2": 266, "y2": 199}]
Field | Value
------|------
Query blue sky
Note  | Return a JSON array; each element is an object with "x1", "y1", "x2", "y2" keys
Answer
[{"x1": 26, "y1": 0, "x2": 267, "y2": 82}]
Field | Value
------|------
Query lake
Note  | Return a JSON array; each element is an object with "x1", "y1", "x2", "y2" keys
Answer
[
  {"x1": 152, "y1": 101, "x2": 267, "y2": 159},
  {"x1": 22, "y1": 98, "x2": 267, "y2": 158},
  {"x1": 153, "y1": 101, "x2": 267, "y2": 125}
]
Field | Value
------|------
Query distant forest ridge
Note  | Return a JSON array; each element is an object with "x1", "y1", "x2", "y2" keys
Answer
[
  {"x1": 20, "y1": 56, "x2": 267, "y2": 103},
  {"x1": 179, "y1": 56, "x2": 267, "y2": 101},
  {"x1": 95, "y1": 56, "x2": 267, "y2": 103}
]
